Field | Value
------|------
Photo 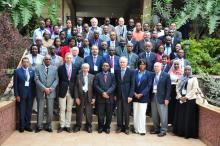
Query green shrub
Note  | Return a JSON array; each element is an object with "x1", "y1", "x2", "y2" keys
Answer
[{"x1": 182, "y1": 38, "x2": 220, "y2": 75}]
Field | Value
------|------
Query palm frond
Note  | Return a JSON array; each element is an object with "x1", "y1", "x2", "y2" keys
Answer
[{"x1": 32, "y1": 0, "x2": 45, "y2": 17}]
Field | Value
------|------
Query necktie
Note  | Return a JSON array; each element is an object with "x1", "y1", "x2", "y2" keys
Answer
[
  {"x1": 67, "y1": 65, "x2": 71, "y2": 81},
  {"x1": 78, "y1": 42, "x2": 80, "y2": 48},
  {"x1": 121, "y1": 70, "x2": 125, "y2": 80},
  {"x1": 110, "y1": 56, "x2": 114, "y2": 68},
  {"x1": 93, "y1": 56, "x2": 96, "y2": 65}
]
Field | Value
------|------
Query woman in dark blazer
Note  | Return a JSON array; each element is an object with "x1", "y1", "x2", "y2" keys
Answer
[{"x1": 133, "y1": 59, "x2": 153, "y2": 135}]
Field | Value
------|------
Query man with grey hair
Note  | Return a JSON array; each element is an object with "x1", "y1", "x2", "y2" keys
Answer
[
  {"x1": 73, "y1": 63, "x2": 95, "y2": 133},
  {"x1": 150, "y1": 62, "x2": 171, "y2": 137},
  {"x1": 35, "y1": 55, "x2": 59, "y2": 133},
  {"x1": 115, "y1": 17, "x2": 127, "y2": 41},
  {"x1": 115, "y1": 56, "x2": 135, "y2": 135}
]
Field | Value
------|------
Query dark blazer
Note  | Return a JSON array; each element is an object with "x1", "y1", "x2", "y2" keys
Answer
[
  {"x1": 171, "y1": 37, "x2": 181, "y2": 51},
  {"x1": 79, "y1": 46, "x2": 91, "y2": 58},
  {"x1": 58, "y1": 64, "x2": 78, "y2": 98},
  {"x1": 89, "y1": 38, "x2": 103, "y2": 48},
  {"x1": 107, "y1": 40, "x2": 120, "y2": 48},
  {"x1": 126, "y1": 39, "x2": 138, "y2": 53},
  {"x1": 14, "y1": 67, "x2": 35, "y2": 98},
  {"x1": 137, "y1": 40, "x2": 150, "y2": 54},
  {"x1": 72, "y1": 56, "x2": 84, "y2": 73},
  {"x1": 74, "y1": 73, "x2": 94, "y2": 102},
  {"x1": 152, "y1": 71, "x2": 171, "y2": 104},
  {"x1": 161, "y1": 64, "x2": 171, "y2": 73},
  {"x1": 133, "y1": 70, "x2": 153, "y2": 103},
  {"x1": 150, "y1": 38, "x2": 162, "y2": 52},
  {"x1": 115, "y1": 68, "x2": 135, "y2": 100},
  {"x1": 84, "y1": 55, "x2": 103, "y2": 74},
  {"x1": 103, "y1": 55, "x2": 120, "y2": 72},
  {"x1": 138, "y1": 52, "x2": 157, "y2": 72},
  {"x1": 94, "y1": 72, "x2": 116, "y2": 103}
]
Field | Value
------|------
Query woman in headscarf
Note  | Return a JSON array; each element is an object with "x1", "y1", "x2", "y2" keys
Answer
[
  {"x1": 173, "y1": 65, "x2": 199, "y2": 138},
  {"x1": 168, "y1": 60, "x2": 183, "y2": 125}
]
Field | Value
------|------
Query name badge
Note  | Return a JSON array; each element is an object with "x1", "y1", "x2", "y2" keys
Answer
[
  {"x1": 94, "y1": 65, "x2": 98, "y2": 71},
  {"x1": 182, "y1": 89, "x2": 187, "y2": 95},
  {"x1": 153, "y1": 85, "x2": 157, "y2": 93},
  {"x1": 110, "y1": 68, "x2": 114, "y2": 74},
  {"x1": 25, "y1": 81, "x2": 29, "y2": 87},
  {"x1": 82, "y1": 86, "x2": 87, "y2": 91}
]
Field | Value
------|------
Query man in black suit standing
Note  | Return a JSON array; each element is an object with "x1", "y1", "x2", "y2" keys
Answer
[
  {"x1": 161, "y1": 55, "x2": 171, "y2": 73},
  {"x1": 139, "y1": 42, "x2": 157, "y2": 72},
  {"x1": 115, "y1": 56, "x2": 135, "y2": 135},
  {"x1": 150, "y1": 62, "x2": 171, "y2": 137},
  {"x1": 94, "y1": 62, "x2": 116, "y2": 134},
  {"x1": 57, "y1": 53, "x2": 78, "y2": 133},
  {"x1": 74, "y1": 63, "x2": 95, "y2": 133}
]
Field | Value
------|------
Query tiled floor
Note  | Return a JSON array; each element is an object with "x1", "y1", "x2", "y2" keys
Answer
[{"x1": 2, "y1": 131, "x2": 206, "y2": 146}]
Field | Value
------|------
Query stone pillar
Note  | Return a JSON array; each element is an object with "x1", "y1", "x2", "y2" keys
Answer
[{"x1": 142, "y1": 0, "x2": 152, "y2": 24}]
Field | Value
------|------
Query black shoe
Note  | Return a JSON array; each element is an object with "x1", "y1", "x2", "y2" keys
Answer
[
  {"x1": 35, "y1": 127, "x2": 42, "y2": 133},
  {"x1": 150, "y1": 130, "x2": 160, "y2": 134},
  {"x1": 87, "y1": 127, "x2": 92, "y2": 133},
  {"x1": 116, "y1": 127, "x2": 122, "y2": 133},
  {"x1": 98, "y1": 128, "x2": 103, "y2": 133},
  {"x1": 125, "y1": 129, "x2": 130, "y2": 135},
  {"x1": 105, "y1": 128, "x2": 110, "y2": 134},
  {"x1": 19, "y1": 128, "x2": 24, "y2": 133},
  {"x1": 66, "y1": 127, "x2": 72, "y2": 133},
  {"x1": 57, "y1": 127, "x2": 64, "y2": 133},
  {"x1": 140, "y1": 133, "x2": 146, "y2": 136},
  {"x1": 25, "y1": 127, "x2": 33, "y2": 132},
  {"x1": 73, "y1": 126, "x2": 80, "y2": 133},
  {"x1": 46, "y1": 128, "x2": 53, "y2": 133},
  {"x1": 158, "y1": 132, "x2": 166, "y2": 137}
]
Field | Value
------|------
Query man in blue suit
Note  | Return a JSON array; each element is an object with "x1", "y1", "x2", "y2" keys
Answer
[
  {"x1": 139, "y1": 42, "x2": 157, "y2": 72},
  {"x1": 115, "y1": 56, "x2": 135, "y2": 135},
  {"x1": 150, "y1": 62, "x2": 171, "y2": 137},
  {"x1": 94, "y1": 62, "x2": 116, "y2": 134},
  {"x1": 161, "y1": 55, "x2": 171, "y2": 73},
  {"x1": 89, "y1": 31, "x2": 103, "y2": 48},
  {"x1": 84, "y1": 45, "x2": 103, "y2": 75},
  {"x1": 103, "y1": 47, "x2": 120, "y2": 74},
  {"x1": 14, "y1": 57, "x2": 35, "y2": 133},
  {"x1": 107, "y1": 31, "x2": 119, "y2": 48}
]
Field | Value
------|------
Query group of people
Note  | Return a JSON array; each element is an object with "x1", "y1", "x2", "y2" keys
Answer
[{"x1": 13, "y1": 16, "x2": 200, "y2": 138}]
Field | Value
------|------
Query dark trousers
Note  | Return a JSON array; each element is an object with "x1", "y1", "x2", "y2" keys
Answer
[
  {"x1": 18, "y1": 95, "x2": 33, "y2": 129},
  {"x1": 97, "y1": 101, "x2": 113, "y2": 129},
  {"x1": 76, "y1": 92, "x2": 92, "y2": 128},
  {"x1": 117, "y1": 98, "x2": 130, "y2": 130}
]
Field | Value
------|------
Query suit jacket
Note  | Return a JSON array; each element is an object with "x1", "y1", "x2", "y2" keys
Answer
[
  {"x1": 13, "y1": 67, "x2": 35, "y2": 98},
  {"x1": 94, "y1": 72, "x2": 116, "y2": 103},
  {"x1": 139, "y1": 52, "x2": 157, "y2": 71},
  {"x1": 89, "y1": 38, "x2": 103, "y2": 48},
  {"x1": 115, "y1": 68, "x2": 135, "y2": 100},
  {"x1": 126, "y1": 39, "x2": 138, "y2": 54},
  {"x1": 35, "y1": 64, "x2": 59, "y2": 99},
  {"x1": 150, "y1": 38, "x2": 162, "y2": 52},
  {"x1": 171, "y1": 37, "x2": 181, "y2": 51},
  {"x1": 84, "y1": 55, "x2": 103, "y2": 74},
  {"x1": 25, "y1": 54, "x2": 44, "y2": 70},
  {"x1": 133, "y1": 70, "x2": 153, "y2": 103},
  {"x1": 103, "y1": 55, "x2": 120, "y2": 72},
  {"x1": 72, "y1": 56, "x2": 84, "y2": 73},
  {"x1": 58, "y1": 64, "x2": 78, "y2": 98},
  {"x1": 107, "y1": 40, "x2": 120, "y2": 48},
  {"x1": 161, "y1": 64, "x2": 171, "y2": 73},
  {"x1": 152, "y1": 71, "x2": 171, "y2": 104},
  {"x1": 174, "y1": 31, "x2": 182, "y2": 40},
  {"x1": 78, "y1": 46, "x2": 91, "y2": 58},
  {"x1": 126, "y1": 52, "x2": 138, "y2": 70},
  {"x1": 74, "y1": 73, "x2": 94, "y2": 103},
  {"x1": 115, "y1": 46, "x2": 128, "y2": 57},
  {"x1": 52, "y1": 55, "x2": 63, "y2": 67}
]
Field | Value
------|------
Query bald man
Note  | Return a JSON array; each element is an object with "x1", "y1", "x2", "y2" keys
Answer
[
  {"x1": 150, "y1": 62, "x2": 171, "y2": 137},
  {"x1": 115, "y1": 17, "x2": 127, "y2": 41}
]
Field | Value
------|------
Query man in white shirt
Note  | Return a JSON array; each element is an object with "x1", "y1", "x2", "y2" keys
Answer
[
  {"x1": 115, "y1": 17, "x2": 127, "y2": 41},
  {"x1": 33, "y1": 21, "x2": 50, "y2": 44}
]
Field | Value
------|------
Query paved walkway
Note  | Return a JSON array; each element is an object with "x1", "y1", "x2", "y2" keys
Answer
[{"x1": 2, "y1": 131, "x2": 206, "y2": 146}]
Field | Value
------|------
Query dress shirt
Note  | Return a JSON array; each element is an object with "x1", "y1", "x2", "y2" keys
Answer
[{"x1": 82, "y1": 73, "x2": 88, "y2": 92}]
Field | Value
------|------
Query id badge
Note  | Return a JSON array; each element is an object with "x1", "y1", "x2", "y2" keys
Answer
[
  {"x1": 182, "y1": 89, "x2": 187, "y2": 95},
  {"x1": 25, "y1": 81, "x2": 29, "y2": 87},
  {"x1": 153, "y1": 85, "x2": 157, "y2": 93},
  {"x1": 94, "y1": 65, "x2": 98, "y2": 71},
  {"x1": 110, "y1": 68, "x2": 114, "y2": 74}
]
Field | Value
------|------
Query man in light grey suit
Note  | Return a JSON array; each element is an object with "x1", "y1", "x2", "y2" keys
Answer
[
  {"x1": 35, "y1": 55, "x2": 59, "y2": 133},
  {"x1": 116, "y1": 38, "x2": 128, "y2": 57},
  {"x1": 126, "y1": 42, "x2": 138, "y2": 69},
  {"x1": 49, "y1": 46, "x2": 63, "y2": 68},
  {"x1": 71, "y1": 47, "x2": 84, "y2": 73}
]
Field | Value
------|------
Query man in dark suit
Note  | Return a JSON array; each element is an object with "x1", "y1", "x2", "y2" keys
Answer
[
  {"x1": 94, "y1": 62, "x2": 116, "y2": 134},
  {"x1": 84, "y1": 45, "x2": 103, "y2": 75},
  {"x1": 99, "y1": 41, "x2": 109, "y2": 57},
  {"x1": 171, "y1": 49, "x2": 190, "y2": 72},
  {"x1": 150, "y1": 31, "x2": 162, "y2": 52},
  {"x1": 74, "y1": 63, "x2": 95, "y2": 133},
  {"x1": 139, "y1": 42, "x2": 157, "y2": 72},
  {"x1": 115, "y1": 56, "x2": 135, "y2": 135},
  {"x1": 71, "y1": 47, "x2": 84, "y2": 73},
  {"x1": 57, "y1": 53, "x2": 78, "y2": 133},
  {"x1": 150, "y1": 62, "x2": 171, "y2": 137},
  {"x1": 107, "y1": 31, "x2": 119, "y2": 48},
  {"x1": 158, "y1": 27, "x2": 169, "y2": 43},
  {"x1": 115, "y1": 38, "x2": 128, "y2": 57},
  {"x1": 79, "y1": 38, "x2": 90, "y2": 58},
  {"x1": 126, "y1": 31, "x2": 138, "y2": 53},
  {"x1": 138, "y1": 32, "x2": 151, "y2": 54},
  {"x1": 103, "y1": 47, "x2": 120, "y2": 74},
  {"x1": 168, "y1": 29, "x2": 182, "y2": 51},
  {"x1": 14, "y1": 57, "x2": 35, "y2": 133},
  {"x1": 89, "y1": 31, "x2": 103, "y2": 48},
  {"x1": 161, "y1": 55, "x2": 171, "y2": 73}
]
